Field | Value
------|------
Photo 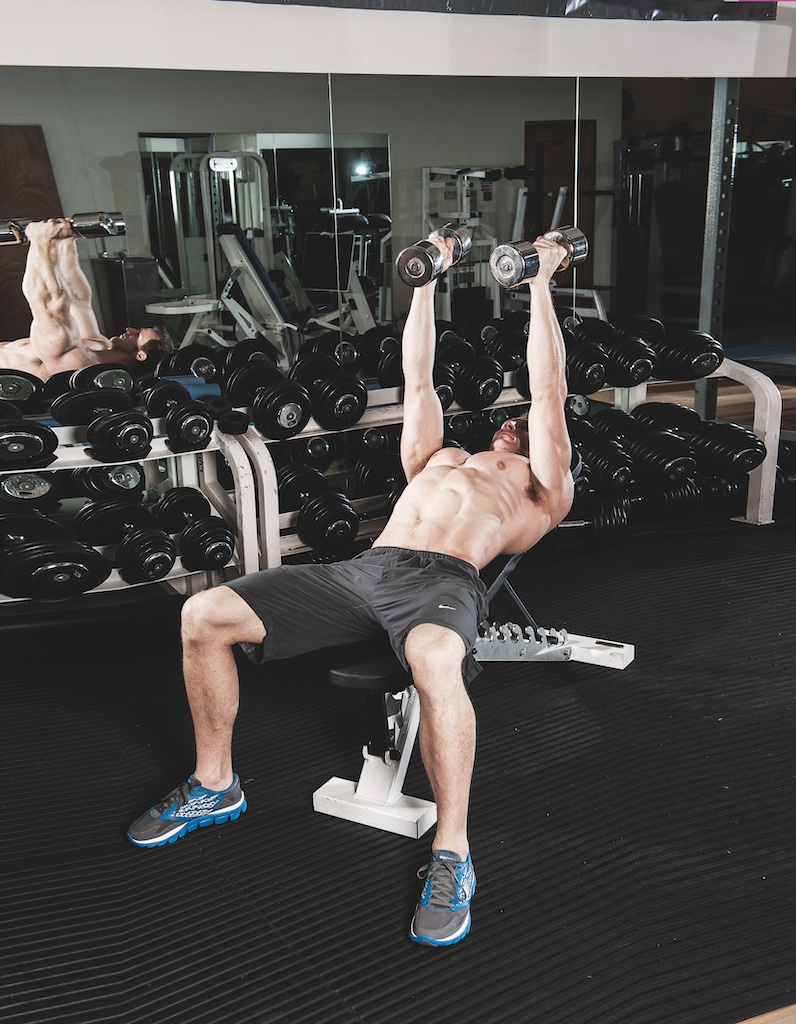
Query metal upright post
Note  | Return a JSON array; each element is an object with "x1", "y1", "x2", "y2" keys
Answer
[{"x1": 695, "y1": 77, "x2": 739, "y2": 420}]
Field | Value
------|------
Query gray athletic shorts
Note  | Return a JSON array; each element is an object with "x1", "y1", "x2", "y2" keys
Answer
[{"x1": 225, "y1": 546, "x2": 488, "y2": 683}]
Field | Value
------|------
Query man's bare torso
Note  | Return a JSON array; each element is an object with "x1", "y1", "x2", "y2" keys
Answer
[
  {"x1": 373, "y1": 447, "x2": 557, "y2": 569},
  {"x1": 0, "y1": 336, "x2": 104, "y2": 378}
]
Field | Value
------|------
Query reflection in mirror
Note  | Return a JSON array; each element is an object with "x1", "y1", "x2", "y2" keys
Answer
[{"x1": 139, "y1": 130, "x2": 390, "y2": 370}]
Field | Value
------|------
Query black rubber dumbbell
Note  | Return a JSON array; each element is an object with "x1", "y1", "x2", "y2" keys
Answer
[
  {"x1": 225, "y1": 359, "x2": 311, "y2": 440},
  {"x1": 288, "y1": 353, "x2": 368, "y2": 432},
  {"x1": 72, "y1": 499, "x2": 177, "y2": 585},
  {"x1": 0, "y1": 369, "x2": 46, "y2": 414},
  {"x1": 0, "y1": 509, "x2": 112, "y2": 600},
  {"x1": 0, "y1": 400, "x2": 59, "y2": 470},
  {"x1": 276, "y1": 464, "x2": 359, "y2": 555},
  {"x1": 50, "y1": 388, "x2": 154, "y2": 462},
  {"x1": 152, "y1": 487, "x2": 236, "y2": 572}
]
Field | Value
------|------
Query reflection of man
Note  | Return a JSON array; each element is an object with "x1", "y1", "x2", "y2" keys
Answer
[
  {"x1": 0, "y1": 219, "x2": 173, "y2": 380},
  {"x1": 127, "y1": 234, "x2": 574, "y2": 949}
]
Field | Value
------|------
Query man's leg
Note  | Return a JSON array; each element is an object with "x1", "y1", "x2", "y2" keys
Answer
[
  {"x1": 54, "y1": 234, "x2": 104, "y2": 342},
  {"x1": 404, "y1": 623, "x2": 477, "y2": 946},
  {"x1": 127, "y1": 586, "x2": 265, "y2": 848},
  {"x1": 21, "y1": 219, "x2": 85, "y2": 370}
]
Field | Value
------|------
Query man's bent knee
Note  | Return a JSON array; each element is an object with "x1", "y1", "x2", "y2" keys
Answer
[
  {"x1": 404, "y1": 623, "x2": 467, "y2": 685},
  {"x1": 182, "y1": 586, "x2": 266, "y2": 648}
]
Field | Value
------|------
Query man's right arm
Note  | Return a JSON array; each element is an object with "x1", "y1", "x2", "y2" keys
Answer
[{"x1": 399, "y1": 277, "x2": 445, "y2": 482}]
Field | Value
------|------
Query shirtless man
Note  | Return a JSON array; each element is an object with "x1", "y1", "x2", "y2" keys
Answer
[
  {"x1": 0, "y1": 218, "x2": 172, "y2": 379},
  {"x1": 127, "y1": 233, "x2": 575, "y2": 948}
]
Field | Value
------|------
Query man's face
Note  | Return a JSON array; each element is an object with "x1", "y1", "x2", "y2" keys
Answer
[
  {"x1": 111, "y1": 327, "x2": 159, "y2": 363},
  {"x1": 490, "y1": 417, "x2": 530, "y2": 457}
]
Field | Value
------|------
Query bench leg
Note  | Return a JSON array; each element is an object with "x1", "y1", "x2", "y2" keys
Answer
[{"x1": 313, "y1": 687, "x2": 437, "y2": 839}]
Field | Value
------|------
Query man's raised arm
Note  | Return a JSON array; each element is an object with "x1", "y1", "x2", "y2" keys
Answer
[
  {"x1": 22, "y1": 219, "x2": 89, "y2": 372},
  {"x1": 525, "y1": 237, "x2": 574, "y2": 515},
  {"x1": 399, "y1": 240, "x2": 452, "y2": 481}
]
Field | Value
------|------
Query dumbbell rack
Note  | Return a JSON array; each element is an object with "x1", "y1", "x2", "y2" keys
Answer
[
  {"x1": 0, "y1": 422, "x2": 260, "y2": 605},
  {"x1": 611, "y1": 357, "x2": 782, "y2": 528}
]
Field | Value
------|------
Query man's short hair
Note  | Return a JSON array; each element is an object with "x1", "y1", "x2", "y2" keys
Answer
[{"x1": 141, "y1": 324, "x2": 174, "y2": 366}]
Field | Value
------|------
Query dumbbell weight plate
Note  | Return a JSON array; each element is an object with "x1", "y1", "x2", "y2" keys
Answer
[
  {"x1": 72, "y1": 500, "x2": 154, "y2": 546},
  {"x1": 74, "y1": 463, "x2": 145, "y2": 502},
  {"x1": 117, "y1": 528, "x2": 177, "y2": 584},
  {"x1": 222, "y1": 338, "x2": 279, "y2": 379},
  {"x1": 0, "y1": 420, "x2": 59, "y2": 470},
  {"x1": 296, "y1": 491, "x2": 359, "y2": 553},
  {"x1": 377, "y1": 349, "x2": 403, "y2": 389},
  {"x1": 0, "y1": 511, "x2": 65, "y2": 549},
  {"x1": 453, "y1": 355, "x2": 504, "y2": 411},
  {"x1": 226, "y1": 360, "x2": 283, "y2": 408},
  {"x1": 312, "y1": 373, "x2": 368, "y2": 431},
  {"x1": 153, "y1": 487, "x2": 212, "y2": 534},
  {"x1": 0, "y1": 399, "x2": 22, "y2": 420},
  {"x1": 277, "y1": 464, "x2": 330, "y2": 512},
  {"x1": 50, "y1": 388, "x2": 134, "y2": 427},
  {"x1": 86, "y1": 410, "x2": 154, "y2": 462},
  {"x1": 216, "y1": 411, "x2": 250, "y2": 436},
  {"x1": 0, "y1": 539, "x2": 112, "y2": 600},
  {"x1": 143, "y1": 380, "x2": 192, "y2": 419},
  {"x1": 252, "y1": 380, "x2": 312, "y2": 440},
  {"x1": 0, "y1": 471, "x2": 61, "y2": 510},
  {"x1": 70, "y1": 364, "x2": 136, "y2": 394},
  {"x1": 288, "y1": 352, "x2": 341, "y2": 391},
  {"x1": 179, "y1": 517, "x2": 236, "y2": 571},
  {"x1": 169, "y1": 345, "x2": 220, "y2": 382},
  {"x1": 0, "y1": 370, "x2": 44, "y2": 412},
  {"x1": 164, "y1": 402, "x2": 214, "y2": 453},
  {"x1": 42, "y1": 371, "x2": 75, "y2": 406}
]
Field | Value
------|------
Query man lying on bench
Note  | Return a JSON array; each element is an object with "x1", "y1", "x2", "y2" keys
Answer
[{"x1": 128, "y1": 232, "x2": 575, "y2": 949}]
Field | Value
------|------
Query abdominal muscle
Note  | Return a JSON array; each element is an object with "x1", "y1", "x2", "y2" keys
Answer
[{"x1": 373, "y1": 449, "x2": 552, "y2": 569}]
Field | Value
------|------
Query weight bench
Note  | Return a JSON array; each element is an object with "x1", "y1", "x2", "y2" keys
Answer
[{"x1": 313, "y1": 549, "x2": 634, "y2": 839}]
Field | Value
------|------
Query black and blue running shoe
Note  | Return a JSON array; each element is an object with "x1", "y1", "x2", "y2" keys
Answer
[
  {"x1": 127, "y1": 774, "x2": 246, "y2": 848},
  {"x1": 409, "y1": 849, "x2": 476, "y2": 946}
]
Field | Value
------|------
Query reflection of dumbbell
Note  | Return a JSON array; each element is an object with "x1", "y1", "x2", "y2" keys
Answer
[
  {"x1": 0, "y1": 470, "x2": 62, "y2": 512},
  {"x1": 41, "y1": 364, "x2": 139, "y2": 407},
  {"x1": 152, "y1": 487, "x2": 236, "y2": 571},
  {"x1": 0, "y1": 212, "x2": 126, "y2": 246},
  {"x1": 277, "y1": 464, "x2": 359, "y2": 554},
  {"x1": 0, "y1": 400, "x2": 59, "y2": 470},
  {"x1": 395, "y1": 224, "x2": 472, "y2": 287},
  {"x1": 50, "y1": 388, "x2": 154, "y2": 462},
  {"x1": 72, "y1": 499, "x2": 177, "y2": 585},
  {"x1": 0, "y1": 510, "x2": 112, "y2": 599},
  {"x1": 489, "y1": 227, "x2": 589, "y2": 288},
  {"x1": 72, "y1": 463, "x2": 146, "y2": 503},
  {"x1": 0, "y1": 369, "x2": 45, "y2": 414},
  {"x1": 225, "y1": 359, "x2": 311, "y2": 440},
  {"x1": 288, "y1": 353, "x2": 368, "y2": 431}
]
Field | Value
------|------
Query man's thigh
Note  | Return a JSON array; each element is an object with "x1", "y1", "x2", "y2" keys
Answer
[{"x1": 224, "y1": 561, "x2": 382, "y2": 665}]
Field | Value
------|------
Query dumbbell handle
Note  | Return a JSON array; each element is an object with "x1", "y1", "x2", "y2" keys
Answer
[
  {"x1": 395, "y1": 223, "x2": 472, "y2": 287},
  {"x1": 0, "y1": 212, "x2": 126, "y2": 247},
  {"x1": 489, "y1": 227, "x2": 589, "y2": 289}
]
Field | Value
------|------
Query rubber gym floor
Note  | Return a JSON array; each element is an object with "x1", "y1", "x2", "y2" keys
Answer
[{"x1": 2, "y1": 512, "x2": 795, "y2": 1024}]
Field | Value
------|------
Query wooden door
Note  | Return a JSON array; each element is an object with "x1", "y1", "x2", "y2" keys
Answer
[
  {"x1": 0, "y1": 125, "x2": 63, "y2": 340},
  {"x1": 524, "y1": 120, "x2": 596, "y2": 287}
]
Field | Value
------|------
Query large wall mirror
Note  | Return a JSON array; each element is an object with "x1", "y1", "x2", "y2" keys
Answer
[{"x1": 0, "y1": 66, "x2": 793, "y2": 371}]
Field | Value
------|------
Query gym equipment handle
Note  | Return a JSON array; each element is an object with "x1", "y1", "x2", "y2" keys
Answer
[{"x1": 0, "y1": 212, "x2": 126, "y2": 247}]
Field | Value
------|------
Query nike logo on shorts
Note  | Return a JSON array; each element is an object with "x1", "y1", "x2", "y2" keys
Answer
[{"x1": 438, "y1": 604, "x2": 456, "y2": 610}]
